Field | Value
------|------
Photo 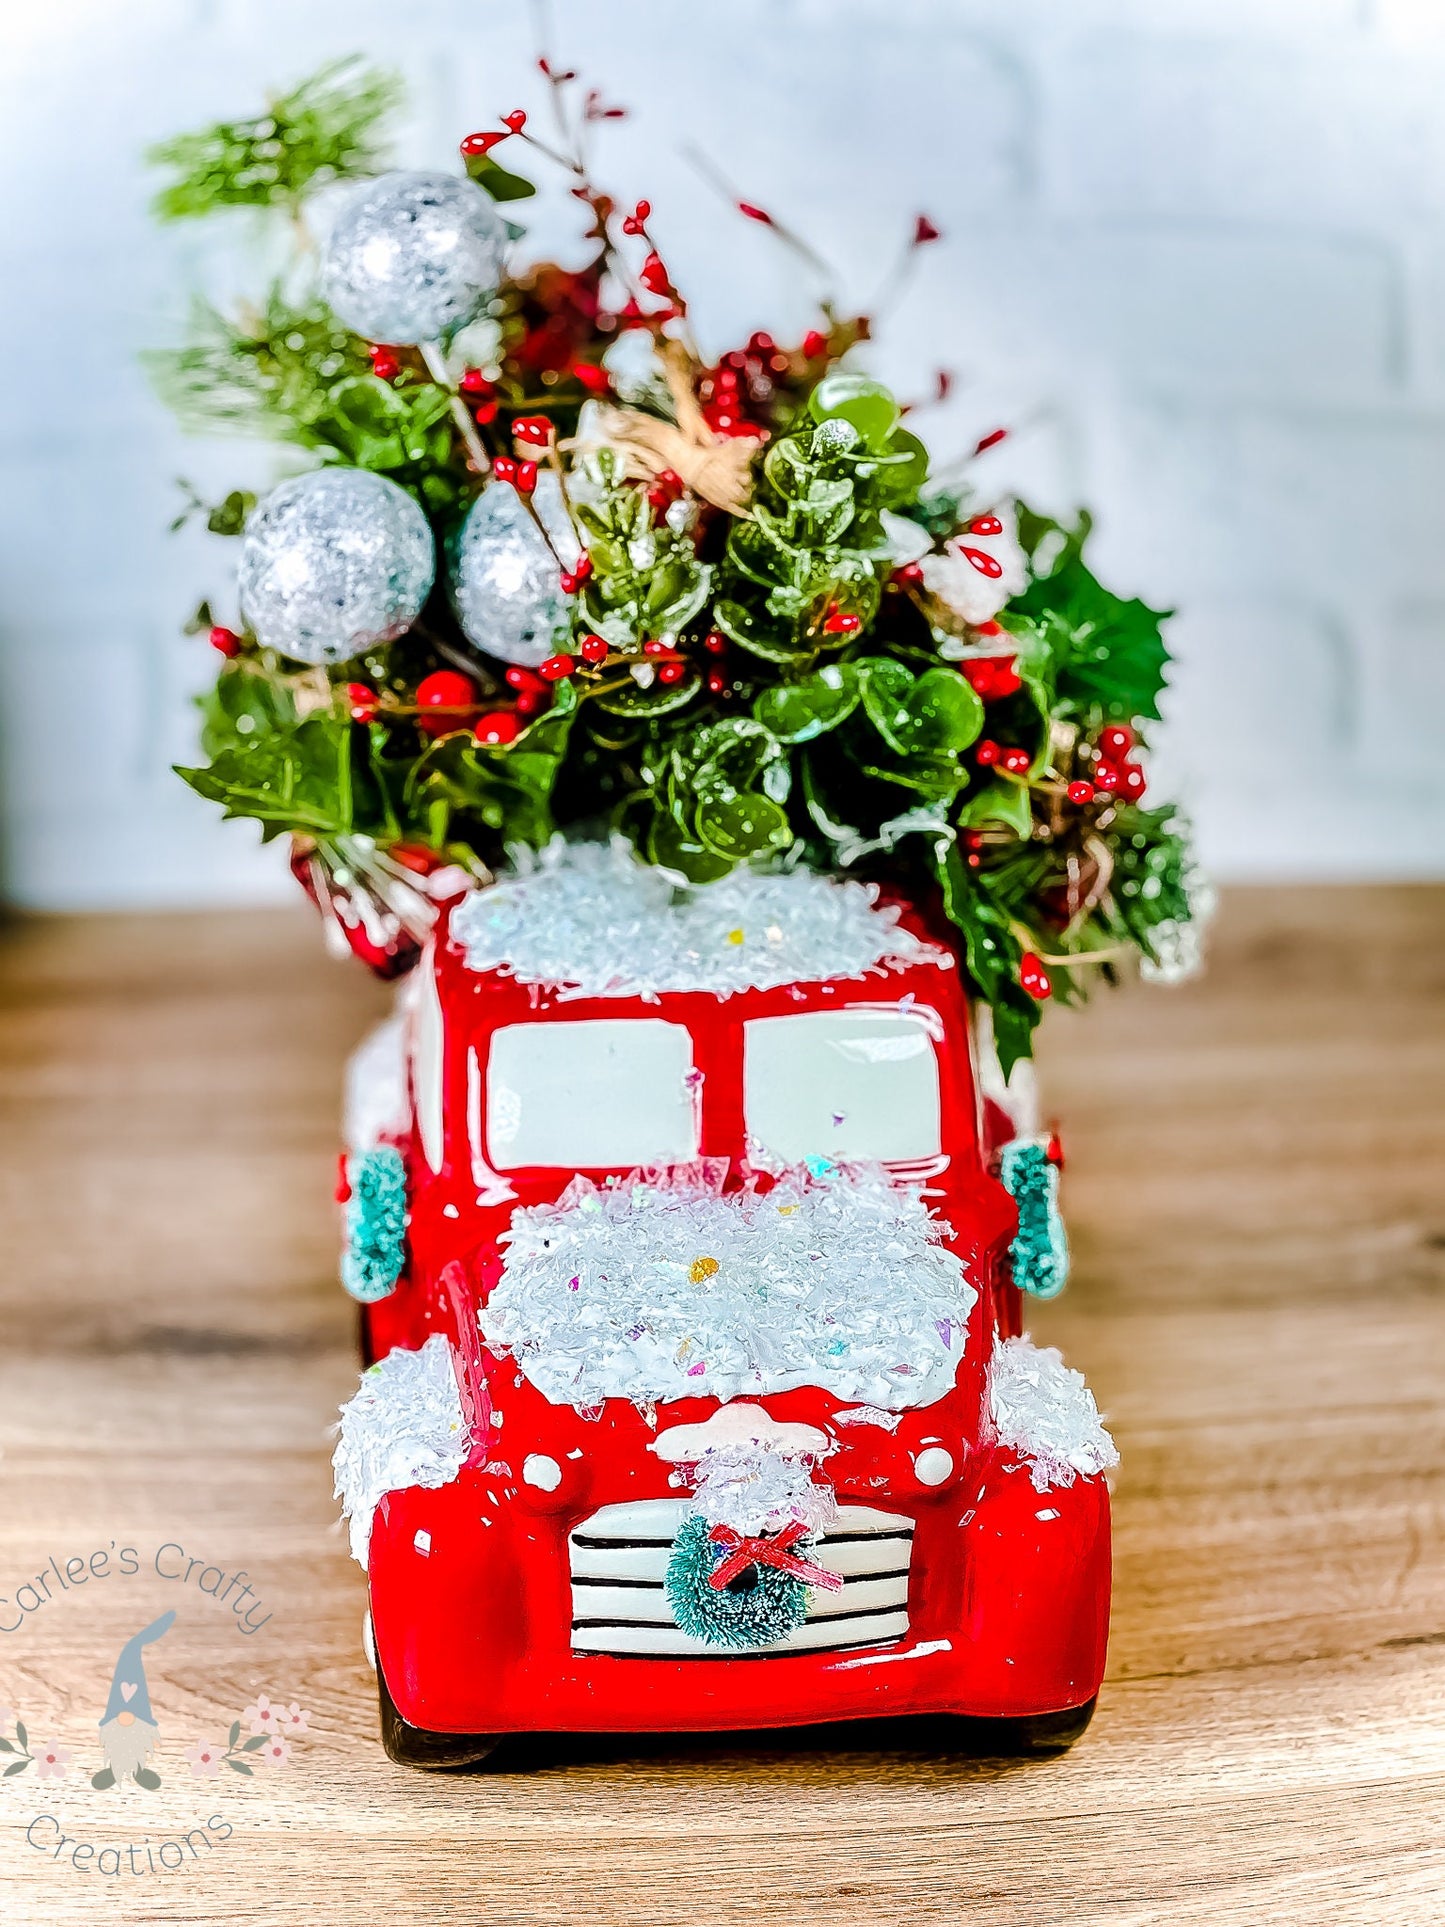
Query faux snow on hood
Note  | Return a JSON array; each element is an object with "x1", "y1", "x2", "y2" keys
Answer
[
  {"x1": 479, "y1": 1160, "x2": 976, "y2": 1410},
  {"x1": 986, "y1": 1334, "x2": 1119, "y2": 1492},
  {"x1": 332, "y1": 1335, "x2": 470, "y2": 1564},
  {"x1": 449, "y1": 836, "x2": 950, "y2": 1000}
]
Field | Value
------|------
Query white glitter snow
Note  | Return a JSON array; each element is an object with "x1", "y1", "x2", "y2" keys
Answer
[
  {"x1": 685, "y1": 1440, "x2": 837, "y2": 1537},
  {"x1": 448, "y1": 837, "x2": 950, "y2": 1000},
  {"x1": 986, "y1": 1335, "x2": 1118, "y2": 1492},
  {"x1": 343, "y1": 1012, "x2": 408, "y2": 1150},
  {"x1": 478, "y1": 1161, "x2": 976, "y2": 1411},
  {"x1": 333, "y1": 1336, "x2": 470, "y2": 1565}
]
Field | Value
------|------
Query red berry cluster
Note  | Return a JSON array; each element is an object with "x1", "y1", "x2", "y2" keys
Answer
[
  {"x1": 698, "y1": 333, "x2": 791, "y2": 438},
  {"x1": 975, "y1": 739, "x2": 1032, "y2": 777},
  {"x1": 1090, "y1": 724, "x2": 1147, "y2": 802},
  {"x1": 959, "y1": 653, "x2": 1021, "y2": 701},
  {"x1": 646, "y1": 467, "x2": 685, "y2": 519}
]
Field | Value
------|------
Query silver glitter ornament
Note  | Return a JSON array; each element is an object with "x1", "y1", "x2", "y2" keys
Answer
[
  {"x1": 238, "y1": 469, "x2": 435, "y2": 665},
  {"x1": 450, "y1": 471, "x2": 581, "y2": 667},
  {"x1": 320, "y1": 170, "x2": 506, "y2": 345}
]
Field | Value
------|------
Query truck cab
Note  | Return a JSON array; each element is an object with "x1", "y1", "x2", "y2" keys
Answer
[{"x1": 334, "y1": 842, "x2": 1114, "y2": 1764}]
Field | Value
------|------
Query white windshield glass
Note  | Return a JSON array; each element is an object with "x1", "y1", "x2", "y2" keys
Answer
[
  {"x1": 485, "y1": 1019, "x2": 699, "y2": 1170},
  {"x1": 743, "y1": 1009, "x2": 943, "y2": 1164}
]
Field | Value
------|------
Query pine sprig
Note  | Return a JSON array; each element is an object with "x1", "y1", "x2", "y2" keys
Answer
[
  {"x1": 144, "y1": 292, "x2": 370, "y2": 444},
  {"x1": 148, "y1": 58, "x2": 401, "y2": 220}
]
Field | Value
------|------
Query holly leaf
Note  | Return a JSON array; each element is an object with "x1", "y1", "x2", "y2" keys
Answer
[
  {"x1": 178, "y1": 713, "x2": 365, "y2": 840},
  {"x1": 1009, "y1": 508, "x2": 1171, "y2": 723},
  {"x1": 198, "y1": 660, "x2": 298, "y2": 760}
]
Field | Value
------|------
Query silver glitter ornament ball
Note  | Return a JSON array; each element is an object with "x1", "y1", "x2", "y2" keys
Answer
[
  {"x1": 238, "y1": 469, "x2": 436, "y2": 665},
  {"x1": 450, "y1": 471, "x2": 582, "y2": 667},
  {"x1": 320, "y1": 170, "x2": 506, "y2": 345}
]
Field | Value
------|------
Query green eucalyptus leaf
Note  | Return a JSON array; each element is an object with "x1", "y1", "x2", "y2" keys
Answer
[
  {"x1": 872, "y1": 428, "x2": 929, "y2": 506},
  {"x1": 593, "y1": 671, "x2": 702, "y2": 719},
  {"x1": 463, "y1": 152, "x2": 537, "y2": 202},
  {"x1": 959, "y1": 780, "x2": 1033, "y2": 836},
  {"x1": 713, "y1": 601, "x2": 814, "y2": 666},
  {"x1": 648, "y1": 809, "x2": 735, "y2": 883},
  {"x1": 695, "y1": 791, "x2": 793, "y2": 861},
  {"x1": 807, "y1": 372, "x2": 901, "y2": 452},
  {"x1": 205, "y1": 489, "x2": 256, "y2": 536},
  {"x1": 753, "y1": 663, "x2": 860, "y2": 744},
  {"x1": 859, "y1": 660, "x2": 983, "y2": 758}
]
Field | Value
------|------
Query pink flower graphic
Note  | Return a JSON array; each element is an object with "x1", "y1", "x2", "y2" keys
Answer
[
  {"x1": 184, "y1": 1740, "x2": 225, "y2": 1778},
  {"x1": 278, "y1": 1703, "x2": 309, "y2": 1735},
  {"x1": 256, "y1": 1735, "x2": 290, "y2": 1768},
  {"x1": 34, "y1": 1740, "x2": 70, "y2": 1780},
  {"x1": 243, "y1": 1695, "x2": 281, "y2": 1736}
]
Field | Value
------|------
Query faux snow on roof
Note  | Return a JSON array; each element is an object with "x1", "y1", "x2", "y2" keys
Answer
[
  {"x1": 449, "y1": 837, "x2": 950, "y2": 999},
  {"x1": 332, "y1": 1336, "x2": 470, "y2": 1564},
  {"x1": 986, "y1": 1335, "x2": 1119, "y2": 1492},
  {"x1": 479, "y1": 1160, "x2": 977, "y2": 1411}
]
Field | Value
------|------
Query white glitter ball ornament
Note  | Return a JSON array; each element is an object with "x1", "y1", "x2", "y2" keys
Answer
[
  {"x1": 450, "y1": 470, "x2": 581, "y2": 666},
  {"x1": 238, "y1": 469, "x2": 435, "y2": 665},
  {"x1": 320, "y1": 170, "x2": 506, "y2": 344}
]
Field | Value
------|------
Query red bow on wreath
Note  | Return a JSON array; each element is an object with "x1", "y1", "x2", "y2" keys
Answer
[{"x1": 706, "y1": 1521, "x2": 844, "y2": 1593}]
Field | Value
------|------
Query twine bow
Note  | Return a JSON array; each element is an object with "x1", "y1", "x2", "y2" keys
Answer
[{"x1": 706, "y1": 1521, "x2": 844, "y2": 1592}]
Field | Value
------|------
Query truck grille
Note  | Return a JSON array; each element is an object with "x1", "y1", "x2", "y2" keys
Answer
[{"x1": 569, "y1": 1499, "x2": 912, "y2": 1658}]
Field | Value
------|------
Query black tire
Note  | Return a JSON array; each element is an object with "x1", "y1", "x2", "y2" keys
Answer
[
  {"x1": 996, "y1": 1695, "x2": 1098, "y2": 1755},
  {"x1": 376, "y1": 1663, "x2": 502, "y2": 1771}
]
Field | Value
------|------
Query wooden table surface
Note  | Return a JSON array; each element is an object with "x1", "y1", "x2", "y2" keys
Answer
[{"x1": 0, "y1": 886, "x2": 1442, "y2": 1926}]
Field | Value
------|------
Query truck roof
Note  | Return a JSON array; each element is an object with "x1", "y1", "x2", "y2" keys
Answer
[{"x1": 448, "y1": 838, "x2": 952, "y2": 1001}]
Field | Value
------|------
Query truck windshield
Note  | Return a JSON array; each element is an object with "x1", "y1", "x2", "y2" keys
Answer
[
  {"x1": 485, "y1": 1018, "x2": 699, "y2": 1170},
  {"x1": 743, "y1": 1008, "x2": 943, "y2": 1165}
]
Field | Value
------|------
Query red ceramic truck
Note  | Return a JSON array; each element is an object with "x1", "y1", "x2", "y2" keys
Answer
[{"x1": 334, "y1": 850, "x2": 1113, "y2": 1767}]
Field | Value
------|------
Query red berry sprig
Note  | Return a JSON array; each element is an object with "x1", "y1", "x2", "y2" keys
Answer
[
  {"x1": 346, "y1": 682, "x2": 380, "y2": 724},
  {"x1": 368, "y1": 345, "x2": 401, "y2": 382},
  {"x1": 208, "y1": 625, "x2": 242, "y2": 658},
  {"x1": 473, "y1": 710, "x2": 521, "y2": 747},
  {"x1": 414, "y1": 670, "x2": 478, "y2": 739},
  {"x1": 1019, "y1": 952, "x2": 1053, "y2": 1000},
  {"x1": 511, "y1": 415, "x2": 554, "y2": 448},
  {"x1": 959, "y1": 655, "x2": 1021, "y2": 701}
]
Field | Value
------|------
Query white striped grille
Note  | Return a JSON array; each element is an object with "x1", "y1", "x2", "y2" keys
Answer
[{"x1": 568, "y1": 1499, "x2": 913, "y2": 1657}]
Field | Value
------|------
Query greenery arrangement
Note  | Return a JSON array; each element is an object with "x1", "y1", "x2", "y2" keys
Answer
[{"x1": 148, "y1": 56, "x2": 1204, "y2": 1069}]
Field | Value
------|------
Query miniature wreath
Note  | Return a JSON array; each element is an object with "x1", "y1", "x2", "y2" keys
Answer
[{"x1": 664, "y1": 1515, "x2": 810, "y2": 1651}]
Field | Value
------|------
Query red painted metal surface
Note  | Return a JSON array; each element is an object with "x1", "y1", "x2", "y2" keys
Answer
[{"x1": 360, "y1": 893, "x2": 1111, "y2": 1735}]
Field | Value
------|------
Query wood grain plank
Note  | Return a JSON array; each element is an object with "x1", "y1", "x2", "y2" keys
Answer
[{"x1": 0, "y1": 888, "x2": 1441, "y2": 1926}]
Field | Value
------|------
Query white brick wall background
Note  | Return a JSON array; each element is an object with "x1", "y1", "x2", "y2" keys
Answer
[{"x1": 1, "y1": 0, "x2": 1443, "y2": 908}]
